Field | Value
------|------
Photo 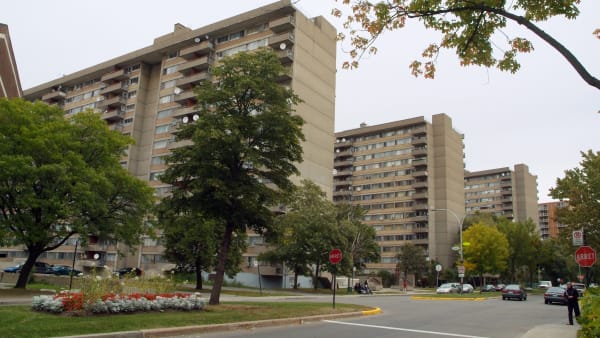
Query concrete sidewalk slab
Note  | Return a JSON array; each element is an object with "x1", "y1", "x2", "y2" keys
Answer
[{"x1": 520, "y1": 323, "x2": 578, "y2": 338}]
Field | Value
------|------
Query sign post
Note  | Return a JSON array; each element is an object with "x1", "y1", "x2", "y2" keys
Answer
[{"x1": 329, "y1": 249, "x2": 342, "y2": 309}]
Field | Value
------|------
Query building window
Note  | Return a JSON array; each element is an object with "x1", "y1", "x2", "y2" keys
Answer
[
  {"x1": 155, "y1": 124, "x2": 170, "y2": 134},
  {"x1": 163, "y1": 65, "x2": 178, "y2": 75},
  {"x1": 153, "y1": 140, "x2": 169, "y2": 149},
  {"x1": 159, "y1": 95, "x2": 173, "y2": 104},
  {"x1": 167, "y1": 50, "x2": 179, "y2": 59},
  {"x1": 128, "y1": 77, "x2": 139, "y2": 85},
  {"x1": 157, "y1": 109, "x2": 174, "y2": 119},
  {"x1": 149, "y1": 171, "x2": 164, "y2": 181},
  {"x1": 151, "y1": 156, "x2": 166, "y2": 165}
]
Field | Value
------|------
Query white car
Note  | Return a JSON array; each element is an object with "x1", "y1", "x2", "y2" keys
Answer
[
  {"x1": 462, "y1": 283, "x2": 474, "y2": 293},
  {"x1": 436, "y1": 283, "x2": 460, "y2": 294},
  {"x1": 538, "y1": 281, "x2": 552, "y2": 289}
]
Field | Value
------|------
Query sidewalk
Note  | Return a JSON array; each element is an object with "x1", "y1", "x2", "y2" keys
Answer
[{"x1": 521, "y1": 323, "x2": 579, "y2": 338}]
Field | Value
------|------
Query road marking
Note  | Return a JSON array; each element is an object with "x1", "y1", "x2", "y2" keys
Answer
[{"x1": 323, "y1": 320, "x2": 490, "y2": 338}]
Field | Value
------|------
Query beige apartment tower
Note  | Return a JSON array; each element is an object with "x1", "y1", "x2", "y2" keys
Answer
[
  {"x1": 15, "y1": 1, "x2": 336, "y2": 275},
  {"x1": 333, "y1": 114, "x2": 465, "y2": 272},
  {"x1": 538, "y1": 201, "x2": 568, "y2": 240},
  {"x1": 464, "y1": 164, "x2": 539, "y2": 225}
]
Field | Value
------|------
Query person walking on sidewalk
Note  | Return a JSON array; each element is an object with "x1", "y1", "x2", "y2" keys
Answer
[{"x1": 563, "y1": 282, "x2": 580, "y2": 325}]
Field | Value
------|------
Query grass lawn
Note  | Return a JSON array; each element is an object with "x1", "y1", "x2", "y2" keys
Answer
[{"x1": 0, "y1": 301, "x2": 370, "y2": 338}]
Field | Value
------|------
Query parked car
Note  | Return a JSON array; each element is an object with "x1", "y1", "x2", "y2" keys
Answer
[
  {"x1": 481, "y1": 284, "x2": 497, "y2": 292},
  {"x1": 436, "y1": 283, "x2": 460, "y2": 294},
  {"x1": 462, "y1": 283, "x2": 474, "y2": 293},
  {"x1": 3, "y1": 262, "x2": 51, "y2": 274},
  {"x1": 117, "y1": 267, "x2": 143, "y2": 278},
  {"x1": 494, "y1": 284, "x2": 506, "y2": 291},
  {"x1": 502, "y1": 284, "x2": 527, "y2": 301},
  {"x1": 3, "y1": 264, "x2": 22, "y2": 273},
  {"x1": 538, "y1": 281, "x2": 552, "y2": 289},
  {"x1": 51, "y1": 265, "x2": 82, "y2": 276},
  {"x1": 544, "y1": 286, "x2": 567, "y2": 305}
]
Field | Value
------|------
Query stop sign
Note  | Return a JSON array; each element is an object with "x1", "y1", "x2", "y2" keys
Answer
[
  {"x1": 329, "y1": 248, "x2": 342, "y2": 264},
  {"x1": 575, "y1": 246, "x2": 596, "y2": 267}
]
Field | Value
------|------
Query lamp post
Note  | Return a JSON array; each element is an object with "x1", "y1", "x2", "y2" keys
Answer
[{"x1": 431, "y1": 208, "x2": 465, "y2": 292}]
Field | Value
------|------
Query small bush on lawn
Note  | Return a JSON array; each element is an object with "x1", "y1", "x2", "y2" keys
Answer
[{"x1": 578, "y1": 287, "x2": 600, "y2": 338}]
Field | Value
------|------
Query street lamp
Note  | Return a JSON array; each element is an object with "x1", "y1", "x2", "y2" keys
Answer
[{"x1": 430, "y1": 208, "x2": 465, "y2": 291}]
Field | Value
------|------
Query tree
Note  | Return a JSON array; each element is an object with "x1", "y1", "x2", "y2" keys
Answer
[
  {"x1": 462, "y1": 222, "x2": 509, "y2": 287},
  {"x1": 0, "y1": 98, "x2": 155, "y2": 288},
  {"x1": 163, "y1": 49, "x2": 304, "y2": 305},
  {"x1": 335, "y1": 203, "x2": 380, "y2": 275},
  {"x1": 497, "y1": 219, "x2": 541, "y2": 284},
  {"x1": 550, "y1": 150, "x2": 600, "y2": 250},
  {"x1": 260, "y1": 180, "x2": 339, "y2": 289},
  {"x1": 396, "y1": 243, "x2": 427, "y2": 286},
  {"x1": 333, "y1": 1, "x2": 600, "y2": 90}
]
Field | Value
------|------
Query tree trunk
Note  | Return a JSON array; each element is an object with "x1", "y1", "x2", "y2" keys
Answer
[
  {"x1": 313, "y1": 263, "x2": 321, "y2": 290},
  {"x1": 209, "y1": 224, "x2": 233, "y2": 305},
  {"x1": 15, "y1": 251, "x2": 42, "y2": 289}
]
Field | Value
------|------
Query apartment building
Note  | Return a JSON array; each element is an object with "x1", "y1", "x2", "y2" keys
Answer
[
  {"x1": 333, "y1": 114, "x2": 465, "y2": 272},
  {"x1": 0, "y1": 23, "x2": 22, "y2": 98},
  {"x1": 538, "y1": 201, "x2": 568, "y2": 240},
  {"x1": 13, "y1": 0, "x2": 336, "y2": 276},
  {"x1": 464, "y1": 164, "x2": 539, "y2": 225}
]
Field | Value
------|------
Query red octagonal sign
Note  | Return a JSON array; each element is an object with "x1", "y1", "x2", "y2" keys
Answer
[
  {"x1": 576, "y1": 246, "x2": 596, "y2": 267},
  {"x1": 329, "y1": 248, "x2": 343, "y2": 264}
]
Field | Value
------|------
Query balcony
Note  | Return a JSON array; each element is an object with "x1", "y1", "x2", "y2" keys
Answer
[
  {"x1": 412, "y1": 147, "x2": 427, "y2": 157},
  {"x1": 101, "y1": 69, "x2": 128, "y2": 82},
  {"x1": 501, "y1": 180, "x2": 512, "y2": 188},
  {"x1": 277, "y1": 49, "x2": 294, "y2": 64},
  {"x1": 412, "y1": 191, "x2": 428, "y2": 199},
  {"x1": 173, "y1": 90, "x2": 197, "y2": 104},
  {"x1": 414, "y1": 202, "x2": 429, "y2": 211},
  {"x1": 334, "y1": 169, "x2": 352, "y2": 178},
  {"x1": 102, "y1": 110, "x2": 124, "y2": 122},
  {"x1": 334, "y1": 159, "x2": 353, "y2": 167},
  {"x1": 413, "y1": 180, "x2": 428, "y2": 189},
  {"x1": 333, "y1": 190, "x2": 353, "y2": 198},
  {"x1": 176, "y1": 72, "x2": 209, "y2": 89},
  {"x1": 180, "y1": 40, "x2": 214, "y2": 59},
  {"x1": 269, "y1": 15, "x2": 295, "y2": 33},
  {"x1": 412, "y1": 126, "x2": 427, "y2": 136},
  {"x1": 412, "y1": 158, "x2": 427, "y2": 167},
  {"x1": 42, "y1": 90, "x2": 66, "y2": 102},
  {"x1": 335, "y1": 149, "x2": 352, "y2": 157},
  {"x1": 412, "y1": 169, "x2": 427, "y2": 178},
  {"x1": 174, "y1": 105, "x2": 200, "y2": 118},
  {"x1": 269, "y1": 32, "x2": 295, "y2": 48},
  {"x1": 177, "y1": 56, "x2": 211, "y2": 75},
  {"x1": 100, "y1": 82, "x2": 128, "y2": 95},
  {"x1": 97, "y1": 96, "x2": 126, "y2": 109},
  {"x1": 412, "y1": 136, "x2": 427, "y2": 146}
]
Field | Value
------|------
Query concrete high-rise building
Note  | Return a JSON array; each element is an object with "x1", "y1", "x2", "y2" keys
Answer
[
  {"x1": 0, "y1": 23, "x2": 22, "y2": 98},
  {"x1": 333, "y1": 114, "x2": 465, "y2": 272},
  {"x1": 464, "y1": 164, "x2": 539, "y2": 225},
  {"x1": 12, "y1": 0, "x2": 336, "y2": 277},
  {"x1": 538, "y1": 201, "x2": 569, "y2": 240}
]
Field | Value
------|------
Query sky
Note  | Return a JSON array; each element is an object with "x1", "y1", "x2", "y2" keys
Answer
[{"x1": 3, "y1": 1, "x2": 599, "y2": 203}]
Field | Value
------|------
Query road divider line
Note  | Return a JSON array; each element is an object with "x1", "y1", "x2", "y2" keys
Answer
[{"x1": 323, "y1": 320, "x2": 490, "y2": 338}]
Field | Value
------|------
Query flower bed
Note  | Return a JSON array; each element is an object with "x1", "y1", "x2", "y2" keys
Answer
[{"x1": 32, "y1": 291, "x2": 204, "y2": 315}]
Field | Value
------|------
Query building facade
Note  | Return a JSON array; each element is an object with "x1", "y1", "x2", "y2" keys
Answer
[
  {"x1": 333, "y1": 114, "x2": 465, "y2": 271},
  {"x1": 464, "y1": 164, "x2": 539, "y2": 225},
  {"x1": 538, "y1": 201, "x2": 568, "y2": 240},
  {"x1": 0, "y1": 23, "x2": 22, "y2": 98},
  {"x1": 11, "y1": 0, "x2": 337, "y2": 276}
]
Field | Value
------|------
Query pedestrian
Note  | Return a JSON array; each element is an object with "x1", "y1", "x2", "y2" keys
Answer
[
  {"x1": 403, "y1": 279, "x2": 408, "y2": 292},
  {"x1": 563, "y1": 282, "x2": 581, "y2": 325}
]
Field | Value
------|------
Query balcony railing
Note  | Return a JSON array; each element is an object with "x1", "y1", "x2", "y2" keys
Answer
[
  {"x1": 180, "y1": 40, "x2": 214, "y2": 59},
  {"x1": 269, "y1": 15, "x2": 295, "y2": 33}
]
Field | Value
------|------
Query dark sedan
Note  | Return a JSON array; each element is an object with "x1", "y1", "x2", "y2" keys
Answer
[
  {"x1": 502, "y1": 284, "x2": 527, "y2": 301},
  {"x1": 544, "y1": 286, "x2": 566, "y2": 305},
  {"x1": 51, "y1": 265, "x2": 82, "y2": 276}
]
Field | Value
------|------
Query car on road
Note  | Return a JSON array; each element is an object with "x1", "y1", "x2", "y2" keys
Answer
[
  {"x1": 436, "y1": 282, "x2": 460, "y2": 294},
  {"x1": 495, "y1": 284, "x2": 506, "y2": 291},
  {"x1": 560, "y1": 282, "x2": 586, "y2": 297},
  {"x1": 51, "y1": 265, "x2": 82, "y2": 276},
  {"x1": 502, "y1": 284, "x2": 527, "y2": 301},
  {"x1": 538, "y1": 281, "x2": 552, "y2": 289},
  {"x1": 462, "y1": 283, "x2": 474, "y2": 293},
  {"x1": 3, "y1": 264, "x2": 23, "y2": 273},
  {"x1": 544, "y1": 286, "x2": 566, "y2": 305}
]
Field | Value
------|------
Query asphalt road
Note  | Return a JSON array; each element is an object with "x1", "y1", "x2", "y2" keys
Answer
[{"x1": 189, "y1": 293, "x2": 572, "y2": 338}]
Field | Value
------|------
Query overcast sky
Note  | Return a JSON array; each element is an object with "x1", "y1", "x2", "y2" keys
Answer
[{"x1": 3, "y1": 1, "x2": 599, "y2": 203}]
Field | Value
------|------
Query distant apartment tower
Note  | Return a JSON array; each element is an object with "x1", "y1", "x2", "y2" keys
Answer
[
  {"x1": 16, "y1": 0, "x2": 336, "y2": 275},
  {"x1": 538, "y1": 201, "x2": 569, "y2": 240},
  {"x1": 464, "y1": 164, "x2": 539, "y2": 225},
  {"x1": 0, "y1": 23, "x2": 22, "y2": 98},
  {"x1": 333, "y1": 114, "x2": 465, "y2": 271}
]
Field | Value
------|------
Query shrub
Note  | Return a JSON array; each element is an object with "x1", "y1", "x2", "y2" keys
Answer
[{"x1": 578, "y1": 287, "x2": 600, "y2": 338}]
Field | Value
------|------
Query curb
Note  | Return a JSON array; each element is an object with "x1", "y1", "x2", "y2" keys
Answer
[{"x1": 59, "y1": 308, "x2": 382, "y2": 338}]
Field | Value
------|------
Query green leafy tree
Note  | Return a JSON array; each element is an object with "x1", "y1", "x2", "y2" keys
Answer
[
  {"x1": 0, "y1": 98, "x2": 155, "y2": 288},
  {"x1": 462, "y1": 222, "x2": 509, "y2": 287},
  {"x1": 260, "y1": 180, "x2": 339, "y2": 289},
  {"x1": 335, "y1": 203, "x2": 380, "y2": 275},
  {"x1": 396, "y1": 243, "x2": 428, "y2": 285},
  {"x1": 162, "y1": 49, "x2": 304, "y2": 305},
  {"x1": 333, "y1": 0, "x2": 599, "y2": 90},
  {"x1": 550, "y1": 150, "x2": 600, "y2": 250},
  {"x1": 497, "y1": 219, "x2": 541, "y2": 283}
]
